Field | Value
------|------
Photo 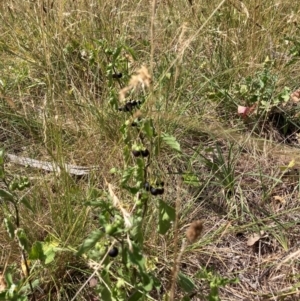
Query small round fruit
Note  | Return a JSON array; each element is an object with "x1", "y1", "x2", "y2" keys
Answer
[
  {"x1": 135, "y1": 199, "x2": 142, "y2": 206},
  {"x1": 150, "y1": 187, "x2": 159, "y2": 196},
  {"x1": 144, "y1": 182, "x2": 150, "y2": 191},
  {"x1": 105, "y1": 224, "x2": 117, "y2": 235},
  {"x1": 112, "y1": 72, "x2": 122, "y2": 79},
  {"x1": 132, "y1": 150, "x2": 141, "y2": 157},
  {"x1": 141, "y1": 149, "x2": 150, "y2": 157},
  {"x1": 124, "y1": 102, "x2": 134, "y2": 112},
  {"x1": 157, "y1": 187, "x2": 164, "y2": 195},
  {"x1": 108, "y1": 246, "x2": 119, "y2": 257}
]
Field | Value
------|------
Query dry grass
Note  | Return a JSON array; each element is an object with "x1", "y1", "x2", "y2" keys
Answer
[{"x1": 1, "y1": 0, "x2": 300, "y2": 300}]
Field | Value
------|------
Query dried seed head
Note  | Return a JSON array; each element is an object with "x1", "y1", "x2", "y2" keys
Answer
[
  {"x1": 186, "y1": 220, "x2": 203, "y2": 243},
  {"x1": 119, "y1": 65, "x2": 151, "y2": 101}
]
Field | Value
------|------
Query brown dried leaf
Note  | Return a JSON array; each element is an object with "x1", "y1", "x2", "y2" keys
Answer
[
  {"x1": 291, "y1": 89, "x2": 300, "y2": 103},
  {"x1": 247, "y1": 233, "x2": 261, "y2": 246}
]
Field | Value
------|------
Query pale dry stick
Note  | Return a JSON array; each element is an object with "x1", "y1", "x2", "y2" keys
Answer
[
  {"x1": 6, "y1": 153, "x2": 98, "y2": 175},
  {"x1": 154, "y1": 0, "x2": 227, "y2": 91},
  {"x1": 169, "y1": 179, "x2": 184, "y2": 301},
  {"x1": 170, "y1": 240, "x2": 187, "y2": 301}
]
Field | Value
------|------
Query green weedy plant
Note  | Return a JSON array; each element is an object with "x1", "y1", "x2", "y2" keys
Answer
[
  {"x1": 0, "y1": 151, "x2": 61, "y2": 301},
  {"x1": 195, "y1": 268, "x2": 238, "y2": 301},
  {"x1": 0, "y1": 149, "x2": 35, "y2": 301},
  {"x1": 75, "y1": 61, "x2": 183, "y2": 300},
  {"x1": 232, "y1": 60, "x2": 290, "y2": 116}
]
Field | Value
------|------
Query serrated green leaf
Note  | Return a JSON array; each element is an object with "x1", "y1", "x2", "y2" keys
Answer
[
  {"x1": 161, "y1": 133, "x2": 181, "y2": 153},
  {"x1": 4, "y1": 217, "x2": 15, "y2": 239},
  {"x1": 15, "y1": 229, "x2": 29, "y2": 252},
  {"x1": 77, "y1": 230, "x2": 104, "y2": 256},
  {"x1": 158, "y1": 200, "x2": 175, "y2": 235},
  {"x1": 134, "y1": 158, "x2": 145, "y2": 182},
  {"x1": 29, "y1": 240, "x2": 58, "y2": 265},
  {"x1": 178, "y1": 272, "x2": 195, "y2": 293},
  {"x1": 43, "y1": 240, "x2": 59, "y2": 264},
  {"x1": 121, "y1": 167, "x2": 134, "y2": 186}
]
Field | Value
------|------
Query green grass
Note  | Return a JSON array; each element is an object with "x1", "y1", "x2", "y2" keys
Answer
[{"x1": 1, "y1": 0, "x2": 300, "y2": 300}]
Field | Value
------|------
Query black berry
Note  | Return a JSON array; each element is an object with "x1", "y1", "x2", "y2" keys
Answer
[
  {"x1": 112, "y1": 73, "x2": 122, "y2": 79},
  {"x1": 150, "y1": 187, "x2": 159, "y2": 196},
  {"x1": 144, "y1": 182, "x2": 150, "y2": 191},
  {"x1": 124, "y1": 102, "x2": 134, "y2": 112},
  {"x1": 108, "y1": 246, "x2": 119, "y2": 257},
  {"x1": 141, "y1": 149, "x2": 149, "y2": 157},
  {"x1": 132, "y1": 150, "x2": 141, "y2": 157},
  {"x1": 156, "y1": 187, "x2": 164, "y2": 195}
]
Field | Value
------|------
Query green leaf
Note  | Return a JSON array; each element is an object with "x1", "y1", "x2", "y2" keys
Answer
[
  {"x1": 112, "y1": 46, "x2": 122, "y2": 61},
  {"x1": 4, "y1": 217, "x2": 15, "y2": 239},
  {"x1": 157, "y1": 200, "x2": 175, "y2": 235},
  {"x1": 29, "y1": 241, "x2": 44, "y2": 261},
  {"x1": 29, "y1": 239, "x2": 59, "y2": 265},
  {"x1": 127, "y1": 242, "x2": 145, "y2": 271},
  {"x1": 77, "y1": 230, "x2": 104, "y2": 256},
  {"x1": 141, "y1": 273, "x2": 154, "y2": 292},
  {"x1": 0, "y1": 149, "x2": 4, "y2": 165},
  {"x1": 0, "y1": 166, "x2": 4, "y2": 180},
  {"x1": 15, "y1": 229, "x2": 29, "y2": 252},
  {"x1": 0, "y1": 189, "x2": 14, "y2": 202},
  {"x1": 4, "y1": 271, "x2": 13, "y2": 286},
  {"x1": 0, "y1": 292, "x2": 7, "y2": 300},
  {"x1": 183, "y1": 173, "x2": 200, "y2": 187},
  {"x1": 20, "y1": 197, "x2": 34, "y2": 213},
  {"x1": 134, "y1": 158, "x2": 145, "y2": 182},
  {"x1": 178, "y1": 272, "x2": 195, "y2": 293},
  {"x1": 142, "y1": 119, "x2": 155, "y2": 139},
  {"x1": 121, "y1": 167, "x2": 134, "y2": 186},
  {"x1": 128, "y1": 290, "x2": 143, "y2": 301},
  {"x1": 161, "y1": 133, "x2": 181, "y2": 153}
]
